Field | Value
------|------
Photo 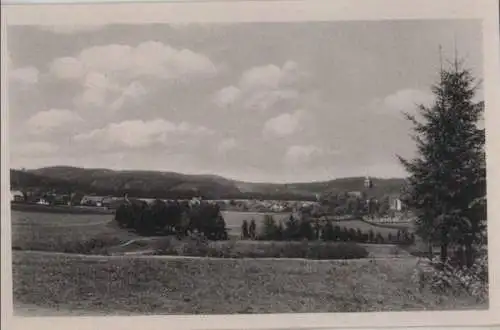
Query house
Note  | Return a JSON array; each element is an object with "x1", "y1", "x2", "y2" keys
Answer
[
  {"x1": 389, "y1": 196, "x2": 403, "y2": 211},
  {"x1": 347, "y1": 191, "x2": 363, "y2": 198},
  {"x1": 189, "y1": 197, "x2": 202, "y2": 207},
  {"x1": 80, "y1": 195, "x2": 105, "y2": 207},
  {"x1": 10, "y1": 190, "x2": 24, "y2": 202},
  {"x1": 36, "y1": 198, "x2": 50, "y2": 205}
]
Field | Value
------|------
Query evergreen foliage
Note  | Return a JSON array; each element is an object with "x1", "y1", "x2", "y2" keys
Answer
[{"x1": 399, "y1": 59, "x2": 486, "y2": 266}]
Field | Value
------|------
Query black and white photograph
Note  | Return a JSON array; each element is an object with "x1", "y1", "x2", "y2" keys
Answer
[{"x1": 1, "y1": 1, "x2": 499, "y2": 330}]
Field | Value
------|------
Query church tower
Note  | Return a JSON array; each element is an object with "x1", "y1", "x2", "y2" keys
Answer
[{"x1": 364, "y1": 176, "x2": 373, "y2": 189}]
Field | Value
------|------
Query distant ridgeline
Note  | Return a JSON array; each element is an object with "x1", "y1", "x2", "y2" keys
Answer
[{"x1": 10, "y1": 167, "x2": 405, "y2": 201}]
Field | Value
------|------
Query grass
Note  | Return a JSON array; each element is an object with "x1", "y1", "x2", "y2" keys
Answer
[
  {"x1": 11, "y1": 210, "x2": 487, "y2": 315},
  {"x1": 11, "y1": 210, "x2": 415, "y2": 259},
  {"x1": 12, "y1": 251, "x2": 486, "y2": 315},
  {"x1": 11, "y1": 211, "x2": 136, "y2": 254}
]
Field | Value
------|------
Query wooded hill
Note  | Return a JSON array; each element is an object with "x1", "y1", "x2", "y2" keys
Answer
[{"x1": 10, "y1": 166, "x2": 405, "y2": 200}]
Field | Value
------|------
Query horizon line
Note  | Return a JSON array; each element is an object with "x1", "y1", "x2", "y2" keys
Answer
[{"x1": 10, "y1": 164, "x2": 407, "y2": 185}]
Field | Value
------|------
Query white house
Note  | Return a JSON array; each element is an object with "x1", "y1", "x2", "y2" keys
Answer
[
  {"x1": 10, "y1": 190, "x2": 24, "y2": 202},
  {"x1": 390, "y1": 197, "x2": 403, "y2": 211}
]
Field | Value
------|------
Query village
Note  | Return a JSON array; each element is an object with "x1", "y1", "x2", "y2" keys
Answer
[{"x1": 9, "y1": 175, "x2": 408, "y2": 225}]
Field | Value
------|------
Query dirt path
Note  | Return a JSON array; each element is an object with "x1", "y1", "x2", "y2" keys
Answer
[{"x1": 15, "y1": 250, "x2": 417, "y2": 262}]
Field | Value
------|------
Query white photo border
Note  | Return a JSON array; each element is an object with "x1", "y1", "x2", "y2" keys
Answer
[{"x1": 2, "y1": 1, "x2": 499, "y2": 330}]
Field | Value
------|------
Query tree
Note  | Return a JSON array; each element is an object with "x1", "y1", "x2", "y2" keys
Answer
[
  {"x1": 368, "y1": 229, "x2": 375, "y2": 243},
  {"x1": 398, "y1": 59, "x2": 486, "y2": 266},
  {"x1": 333, "y1": 225, "x2": 341, "y2": 241},
  {"x1": 275, "y1": 221, "x2": 284, "y2": 241},
  {"x1": 241, "y1": 220, "x2": 250, "y2": 239},
  {"x1": 284, "y1": 214, "x2": 300, "y2": 240},
  {"x1": 348, "y1": 228, "x2": 357, "y2": 241},
  {"x1": 215, "y1": 214, "x2": 228, "y2": 240},
  {"x1": 321, "y1": 221, "x2": 335, "y2": 241},
  {"x1": 341, "y1": 227, "x2": 350, "y2": 241},
  {"x1": 378, "y1": 196, "x2": 390, "y2": 216},
  {"x1": 260, "y1": 215, "x2": 277, "y2": 240},
  {"x1": 249, "y1": 219, "x2": 257, "y2": 240},
  {"x1": 356, "y1": 229, "x2": 363, "y2": 242},
  {"x1": 313, "y1": 219, "x2": 322, "y2": 240},
  {"x1": 298, "y1": 219, "x2": 315, "y2": 241}
]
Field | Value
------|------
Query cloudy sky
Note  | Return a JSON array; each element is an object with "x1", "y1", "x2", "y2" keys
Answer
[{"x1": 7, "y1": 20, "x2": 482, "y2": 183}]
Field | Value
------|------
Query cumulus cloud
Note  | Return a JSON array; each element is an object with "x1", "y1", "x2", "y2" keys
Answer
[
  {"x1": 217, "y1": 138, "x2": 237, "y2": 154},
  {"x1": 9, "y1": 66, "x2": 39, "y2": 85},
  {"x1": 51, "y1": 41, "x2": 217, "y2": 81},
  {"x1": 284, "y1": 145, "x2": 324, "y2": 165},
  {"x1": 213, "y1": 61, "x2": 302, "y2": 111},
  {"x1": 213, "y1": 86, "x2": 241, "y2": 108},
  {"x1": 49, "y1": 57, "x2": 86, "y2": 80},
  {"x1": 109, "y1": 81, "x2": 147, "y2": 112},
  {"x1": 263, "y1": 109, "x2": 306, "y2": 138},
  {"x1": 15, "y1": 142, "x2": 59, "y2": 157},
  {"x1": 371, "y1": 88, "x2": 435, "y2": 115},
  {"x1": 26, "y1": 109, "x2": 84, "y2": 135},
  {"x1": 49, "y1": 41, "x2": 218, "y2": 109},
  {"x1": 73, "y1": 119, "x2": 214, "y2": 150},
  {"x1": 240, "y1": 61, "x2": 298, "y2": 91}
]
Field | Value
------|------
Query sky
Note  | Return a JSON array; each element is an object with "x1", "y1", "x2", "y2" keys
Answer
[{"x1": 6, "y1": 20, "x2": 483, "y2": 183}]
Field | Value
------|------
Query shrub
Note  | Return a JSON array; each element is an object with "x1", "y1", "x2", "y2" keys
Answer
[
  {"x1": 259, "y1": 215, "x2": 278, "y2": 240},
  {"x1": 411, "y1": 247, "x2": 488, "y2": 303},
  {"x1": 298, "y1": 219, "x2": 315, "y2": 241},
  {"x1": 152, "y1": 239, "x2": 369, "y2": 260},
  {"x1": 321, "y1": 221, "x2": 335, "y2": 241},
  {"x1": 61, "y1": 236, "x2": 123, "y2": 255},
  {"x1": 368, "y1": 229, "x2": 375, "y2": 243}
]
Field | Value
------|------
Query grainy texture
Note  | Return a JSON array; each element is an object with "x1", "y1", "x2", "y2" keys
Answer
[{"x1": 12, "y1": 251, "x2": 486, "y2": 315}]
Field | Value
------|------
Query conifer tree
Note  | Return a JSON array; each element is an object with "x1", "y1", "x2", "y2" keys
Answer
[
  {"x1": 399, "y1": 58, "x2": 486, "y2": 266},
  {"x1": 241, "y1": 220, "x2": 250, "y2": 239},
  {"x1": 321, "y1": 221, "x2": 335, "y2": 241},
  {"x1": 284, "y1": 214, "x2": 300, "y2": 240},
  {"x1": 260, "y1": 214, "x2": 277, "y2": 240}
]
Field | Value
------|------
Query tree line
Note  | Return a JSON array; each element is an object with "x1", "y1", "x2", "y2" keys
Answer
[
  {"x1": 114, "y1": 199, "x2": 228, "y2": 240},
  {"x1": 241, "y1": 215, "x2": 415, "y2": 245}
]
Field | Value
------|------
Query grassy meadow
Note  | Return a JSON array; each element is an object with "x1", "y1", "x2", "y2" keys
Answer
[
  {"x1": 12, "y1": 251, "x2": 485, "y2": 315},
  {"x1": 11, "y1": 209, "x2": 485, "y2": 315}
]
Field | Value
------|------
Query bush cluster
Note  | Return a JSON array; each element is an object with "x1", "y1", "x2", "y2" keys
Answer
[
  {"x1": 411, "y1": 246, "x2": 488, "y2": 303},
  {"x1": 154, "y1": 238, "x2": 369, "y2": 260},
  {"x1": 114, "y1": 199, "x2": 228, "y2": 240}
]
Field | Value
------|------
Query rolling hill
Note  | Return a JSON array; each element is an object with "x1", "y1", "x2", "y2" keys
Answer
[{"x1": 10, "y1": 166, "x2": 406, "y2": 200}]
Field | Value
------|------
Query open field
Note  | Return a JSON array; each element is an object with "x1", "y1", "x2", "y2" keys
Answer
[
  {"x1": 11, "y1": 211, "x2": 137, "y2": 253},
  {"x1": 11, "y1": 210, "x2": 412, "y2": 258},
  {"x1": 222, "y1": 211, "x2": 413, "y2": 238},
  {"x1": 10, "y1": 210, "x2": 486, "y2": 314},
  {"x1": 12, "y1": 251, "x2": 486, "y2": 315}
]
